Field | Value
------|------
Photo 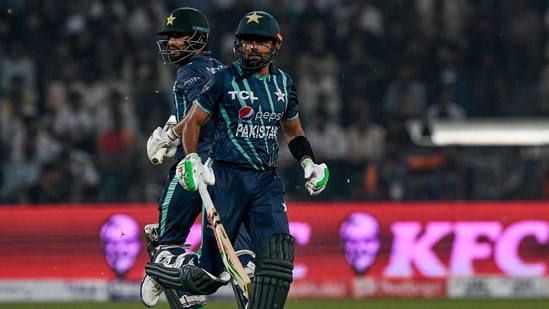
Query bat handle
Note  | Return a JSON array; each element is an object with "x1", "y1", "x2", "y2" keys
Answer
[
  {"x1": 150, "y1": 115, "x2": 177, "y2": 165},
  {"x1": 151, "y1": 147, "x2": 168, "y2": 165}
]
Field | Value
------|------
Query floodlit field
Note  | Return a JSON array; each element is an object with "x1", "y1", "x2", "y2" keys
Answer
[{"x1": 1, "y1": 299, "x2": 549, "y2": 309}]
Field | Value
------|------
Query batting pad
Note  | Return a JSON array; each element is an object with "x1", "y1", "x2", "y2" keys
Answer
[
  {"x1": 145, "y1": 263, "x2": 230, "y2": 295},
  {"x1": 248, "y1": 233, "x2": 295, "y2": 309}
]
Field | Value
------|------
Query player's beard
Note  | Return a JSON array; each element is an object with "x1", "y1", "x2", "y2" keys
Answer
[
  {"x1": 244, "y1": 50, "x2": 267, "y2": 70},
  {"x1": 169, "y1": 48, "x2": 193, "y2": 65}
]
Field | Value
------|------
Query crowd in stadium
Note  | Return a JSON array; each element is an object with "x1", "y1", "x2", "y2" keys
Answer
[{"x1": 1, "y1": 0, "x2": 549, "y2": 204}]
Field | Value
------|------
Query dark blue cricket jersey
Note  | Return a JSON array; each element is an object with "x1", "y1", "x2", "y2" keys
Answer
[
  {"x1": 194, "y1": 62, "x2": 299, "y2": 170},
  {"x1": 173, "y1": 52, "x2": 224, "y2": 160}
]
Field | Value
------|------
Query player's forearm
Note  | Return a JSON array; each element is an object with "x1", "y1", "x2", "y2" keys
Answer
[
  {"x1": 181, "y1": 121, "x2": 201, "y2": 154},
  {"x1": 172, "y1": 121, "x2": 184, "y2": 137}
]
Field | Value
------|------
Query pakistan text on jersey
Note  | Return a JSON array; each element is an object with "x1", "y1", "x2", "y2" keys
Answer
[{"x1": 236, "y1": 123, "x2": 279, "y2": 139}]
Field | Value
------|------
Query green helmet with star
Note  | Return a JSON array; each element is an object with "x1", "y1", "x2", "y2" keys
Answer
[
  {"x1": 157, "y1": 7, "x2": 209, "y2": 36},
  {"x1": 156, "y1": 7, "x2": 210, "y2": 65},
  {"x1": 233, "y1": 11, "x2": 283, "y2": 71},
  {"x1": 235, "y1": 11, "x2": 281, "y2": 42}
]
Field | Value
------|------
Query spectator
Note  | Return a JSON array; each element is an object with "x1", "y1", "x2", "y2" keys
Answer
[
  {"x1": 95, "y1": 98, "x2": 136, "y2": 202},
  {"x1": 51, "y1": 87, "x2": 96, "y2": 153},
  {"x1": 10, "y1": 114, "x2": 62, "y2": 165},
  {"x1": 426, "y1": 39, "x2": 471, "y2": 115},
  {"x1": 304, "y1": 106, "x2": 349, "y2": 161},
  {"x1": 0, "y1": 40, "x2": 36, "y2": 97},
  {"x1": 95, "y1": 88, "x2": 137, "y2": 137},
  {"x1": 339, "y1": 35, "x2": 388, "y2": 123},
  {"x1": 296, "y1": 18, "x2": 342, "y2": 122},
  {"x1": 347, "y1": 104, "x2": 386, "y2": 164},
  {"x1": 0, "y1": 132, "x2": 41, "y2": 203},
  {"x1": 361, "y1": 136, "x2": 410, "y2": 201},
  {"x1": 57, "y1": 140, "x2": 101, "y2": 202},
  {"x1": 0, "y1": 75, "x2": 35, "y2": 143},
  {"x1": 382, "y1": 62, "x2": 427, "y2": 121},
  {"x1": 425, "y1": 81, "x2": 466, "y2": 121},
  {"x1": 19, "y1": 161, "x2": 72, "y2": 204}
]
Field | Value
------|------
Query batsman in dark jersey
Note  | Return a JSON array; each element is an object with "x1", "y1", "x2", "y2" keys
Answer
[
  {"x1": 174, "y1": 11, "x2": 329, "y2": 308},
  {"x1": 142, "y1": 7, "x2": 253, "y2": 309}
]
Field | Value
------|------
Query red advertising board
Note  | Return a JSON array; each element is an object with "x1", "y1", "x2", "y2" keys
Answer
[
  {"x1": 0, "y1": 205, "x2": 157, "y2": 281},
  {"x1": 1, "y1": 202, "x2": 548, "y2": 298}
]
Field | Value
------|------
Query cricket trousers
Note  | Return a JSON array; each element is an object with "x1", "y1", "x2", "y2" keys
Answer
[{"x1": 198, "y1": 162, "x2": 290, "y2": 276}]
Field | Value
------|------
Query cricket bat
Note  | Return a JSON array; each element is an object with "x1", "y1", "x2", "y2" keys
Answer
[
  {"x1": 197, "y1": 182, "x2": 253, "y2": 300},
  {"x1": 151, "y1": 115, "x2": 177, "y2": 165}
]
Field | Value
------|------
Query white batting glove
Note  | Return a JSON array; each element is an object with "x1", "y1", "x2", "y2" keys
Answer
[
  {"x1": 301, "y1": 158, "x2": 329, "y2": 196},
  {"x1": 176, "y1": 153, "x2": 215, "y2": 191},
  {"x1": 201, "y1": 158, "x2": 215, "y2": 185},
  {"x1": 146, "y1": 126, "x2": 179, "y2": 162}
]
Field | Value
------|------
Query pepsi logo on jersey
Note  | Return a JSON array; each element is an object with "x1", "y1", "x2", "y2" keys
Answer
[{"x1": 239, "y1": 106, "x2": 255, "y2": 121}]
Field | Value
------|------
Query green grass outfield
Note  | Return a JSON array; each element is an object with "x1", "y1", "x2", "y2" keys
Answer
[{"x1": 1, "y1": 299, "x2": 548, "y2": 309}]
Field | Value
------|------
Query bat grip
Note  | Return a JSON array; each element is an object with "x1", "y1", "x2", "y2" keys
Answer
[
  {"x1": 151, "y1": 147, "x2": 168, "y2": 165},
  {"x1": 149, "y1": 116, "x2": 177, "y2": 165}
]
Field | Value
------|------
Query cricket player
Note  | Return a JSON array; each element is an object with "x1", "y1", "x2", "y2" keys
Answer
[
  {"x1": 146, "y1": 11, "x2": 329, "y2": 309},
  {"x1": 143, "y1": 7, "x2": 253, "y2": 309}
]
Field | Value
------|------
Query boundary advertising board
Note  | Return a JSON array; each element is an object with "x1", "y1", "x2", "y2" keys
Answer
[{"x1": 1, "y1": 202, "x2": 548, "y2": 300}]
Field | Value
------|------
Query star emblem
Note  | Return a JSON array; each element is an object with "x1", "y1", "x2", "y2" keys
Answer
[
  {"x1": 245, "y1": 12, "x2": 263, "y2": 24},
  {"x1": 166, "y1": 14, "x2": 176, "y2": 26},
  {"x1": 274, "y1": 88, "x2": 285, "y2": 102}
]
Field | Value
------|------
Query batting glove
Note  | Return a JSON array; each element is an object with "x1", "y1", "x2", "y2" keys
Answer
[
  {"x1": 146, "y1": 126, "x2": 179, "y2": 162},
  {"x1": 301, "y1": 158, "x2": 329, "y2": 196},
  {"x1": 176, "y1": 153, "x2": 215, "y2": 191}
]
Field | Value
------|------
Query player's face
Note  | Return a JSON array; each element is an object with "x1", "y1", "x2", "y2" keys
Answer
[
  {"x1": 239, "y1": 36, "x2": 274, "y2": 66},
  {"x1": 167, "y1": 33, "x2": 192, "y2": 58}
]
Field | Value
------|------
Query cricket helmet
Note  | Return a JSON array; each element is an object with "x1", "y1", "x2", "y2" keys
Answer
[
  {"x1": 233, "y1": 11, "x2": 283, "y2": 71},
  {"x1": 156, "y1": 7, "x2": 210, "y2": 65}
]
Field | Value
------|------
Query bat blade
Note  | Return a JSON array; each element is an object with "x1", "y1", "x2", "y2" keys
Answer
[{"x1": 199, "y1": 183, "x2": 253, "y2": 300}]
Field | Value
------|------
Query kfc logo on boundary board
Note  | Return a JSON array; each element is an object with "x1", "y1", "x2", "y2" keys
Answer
[{"x1": 383, "y1": 220, "x2": 549, "y2": 277}]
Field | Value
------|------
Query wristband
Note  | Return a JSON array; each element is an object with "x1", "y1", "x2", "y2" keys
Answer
[
  {"x1": 288, "y1": 136, "x2": 315, "y2": 163},
  {"x1": 167, "y1": 127, "x2": 181, "y2": 141}
]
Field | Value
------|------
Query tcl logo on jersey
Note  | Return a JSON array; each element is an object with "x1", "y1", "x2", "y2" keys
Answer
[{"x1": 229, "y1": 90, "x2": 258, "y2": 102}]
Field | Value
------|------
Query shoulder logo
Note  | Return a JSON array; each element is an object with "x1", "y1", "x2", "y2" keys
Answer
[
  {"x1": 239, "y1": 106, "x2": 255, "y2": 122},
  {"x1": 183, "y1": 76, "x2": 201, "y2": 86}
]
